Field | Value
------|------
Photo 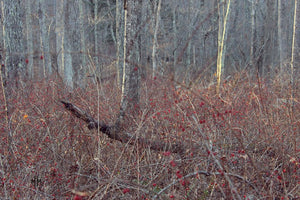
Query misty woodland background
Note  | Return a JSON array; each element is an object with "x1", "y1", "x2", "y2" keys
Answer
[{"x1": 0, "y1": 0, "x2": 299, "y2": 199}]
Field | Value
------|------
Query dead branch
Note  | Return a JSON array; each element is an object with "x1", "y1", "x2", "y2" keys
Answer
[{"x1": 61, "y1": 100, "x2": 185, "y2": 154}]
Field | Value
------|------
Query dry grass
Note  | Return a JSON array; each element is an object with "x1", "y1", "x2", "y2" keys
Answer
[{"x1": 0, "y1": 71, "x2": 299, "y2": 199}]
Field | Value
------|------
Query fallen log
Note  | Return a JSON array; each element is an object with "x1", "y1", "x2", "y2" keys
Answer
[{"x1": 61, "y1": 100, "x2": 185, "y2": 154}]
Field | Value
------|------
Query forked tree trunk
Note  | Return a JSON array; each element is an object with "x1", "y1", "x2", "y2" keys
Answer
[
  {"x1": 61, "y1": 0, "x2": 182, "y2": 154},
  {"x1": 61, "y1": 0, "x2": 185, "y2": 155}
]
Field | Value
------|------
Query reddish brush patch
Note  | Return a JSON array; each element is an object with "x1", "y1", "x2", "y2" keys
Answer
[{"x1": 0, "y1": 72, "x2": 299, "y2": 199}]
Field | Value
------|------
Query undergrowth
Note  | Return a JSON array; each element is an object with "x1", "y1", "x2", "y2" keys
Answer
[{"x1": 0, "y1": 72, "x2": 299, "y2": 199}]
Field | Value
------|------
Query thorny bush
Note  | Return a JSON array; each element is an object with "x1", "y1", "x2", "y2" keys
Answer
[{"x1": 0, "y1": 72, "x2": 299, "y2": 199}]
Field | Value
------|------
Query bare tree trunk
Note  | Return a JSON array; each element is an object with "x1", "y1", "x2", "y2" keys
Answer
[
  {"x1": 250, "y1": 0, "x2": 256, "y2": 73},
  {"x1": 2, "y1": 0, "x2": 25, "y2": 172},
  {"x1": 68, "y1": 0, "x2": 84, "y2": 88},
  {"x1": 78, "y1": 0, "x2": 87, "y2": 87},
  {"x1": 3, "y1": 0, "x2": 25, "y2": 88},
  {"x1": 94, "y1": 0, "x2": 99, "y2": 70},
  {"x1": 38, "y1": 0, "x2": 51, "y2": 77},
  {"x1": 116, "y1": 0, "x2": 121, "y2": 86},
  {"x1": 0, "y1": 1, "x2": 3, "y2": 52},
  {"x1": 291, "y1": 0, "x2": 297, "y2": 99},
  {"x1": 0, "y1": 1, "x2": 3, "y2": 59},
  {"x1": 25, "y1": 0, "x2": 33, "y2": 79},
  {"x1": 172, "y1": 6, "x2": 177, "y2": 81},
  {"x1": 262, "y1": 1, "x2": 277, "y2": 76},
  {"x1": 62, "y1": 1, "x2": 185, "y2": 158},
  {"x1": 152, "y1": 0, "x2": 161, "y2": 77},
  {"x1": 116, "y1": 0, "x2": 125, "y2": 87},
  {"x1": 186, "y1": 0, "x2": 192, "y2": 85},
  {"x1": 290, "y1": 0, "x2": 298, "y2": 176},
  {"x1": 216, "y1": 0, "x2": 231, "y2": 93},
  {"x1": 278, "y1": 0, "x2": 283, "y2": 75},
  {"x1": 120, "y1": 0, "x2": 141, "y2": 119},
  {"x1": 55, "y1": 0, "x2": 65, "y2": 79},
  {"x1": 64, "y1": 1, "x2": 73, "y2": 88}
]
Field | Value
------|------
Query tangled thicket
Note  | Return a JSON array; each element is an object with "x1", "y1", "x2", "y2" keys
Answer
[{"x1": 0, "y1": 72, "x2": 299, "y2": 199}]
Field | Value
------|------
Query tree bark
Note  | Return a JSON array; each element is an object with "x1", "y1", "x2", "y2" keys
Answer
[
  {"x1": 250, "y1": 0, "x2": 256, "y2": 73},
  {"x1": 38, "y1": 0, "x2": 51, "y2": 77},
  {"x1": 25, "y1": 0, "x2": 33, "y2": 79},
  {"x1": 278, "y1": 0, "x2": 283, "y2": 75},
  {"x1": 68, "y1": 0, "x2": 84, "y2": 88},
  {"x1": 120, "y1": 0, "x2": 141, "y2": 119},
  {"x1": 152, "y1": 0, "x2": 161, "y2": 77},
  {"x1": 55, "y1": 0, "x2": 65, "y2": 80},
  {"x1": 262, "y1": 1, "x2": 277, "y2": 76},
  {"x1": 64, "y1": 1, "x2": 73, "y2": 88},
  {"x1": 290, "y1": 0, "x2": 297, "y2": 96},
  {"x1": 93, "y1": 0, "x2": 99, "y2": 70},
  {"x1": 61, "y1": 0, "x2": 187, "y2": 155},
  {"x1": 216, "y1": 0, "x2": 231, "y2": 93},
  {"x1": 3, "y1": 0, "x2": 25, "y2": 87},
  {"x1": 116, "y1": 0, "x2": 125, "y2": 87},
  {"x1": 78, "y1": 0, "x2": 87, "y2": 87},
  {"x1": 172, "y1": 6, "x2": 177, "y2": 81}
]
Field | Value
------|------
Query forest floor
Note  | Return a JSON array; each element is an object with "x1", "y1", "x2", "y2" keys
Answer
[{"x1": 0, "y1": 71, "x2": 299, "y2": 199}]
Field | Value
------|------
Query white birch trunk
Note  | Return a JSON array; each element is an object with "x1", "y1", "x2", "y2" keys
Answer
[
  {"x1": 290, "y1": 0, "x2": 297, "y2": 93},
  {"x1": 216, "y1": 0, "x2": 231, "y2": 93}
]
